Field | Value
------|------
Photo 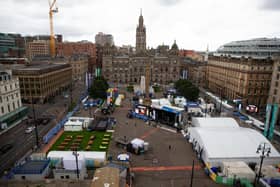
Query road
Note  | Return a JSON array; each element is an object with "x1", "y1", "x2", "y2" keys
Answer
[
  {"x1": 0, "y1": 119, "x2": 56, "y2": 175},
  {"x1": 0, "y1": 79, "x2": 86, "y2": 176}
]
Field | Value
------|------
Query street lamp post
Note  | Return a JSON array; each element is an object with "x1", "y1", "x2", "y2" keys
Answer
[
  {"x1": 219, "y1": 88, "x2": 223, "y2": 115},
  {"x1": 254, "y1": 142, "x2": 271, "y2": 186},
  {"x1": 72, "y1": 149, "x2": 80, "y2": 179}
]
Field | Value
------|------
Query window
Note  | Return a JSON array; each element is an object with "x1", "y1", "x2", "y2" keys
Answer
[
  {"x1": 277, "y1": 74, "x2": 280, "y2": 80},
  {"x1": 275, "y1": 82, "x2": 278, "y2": 87},
  {"x1": 0, "y1": 96, "x2": 2, "y2": 103},
  {"x1": 8, "y1": 104, "x2": 10, "y2": 112},
  {"x1": 1, "y1": 107, "x2": 4, "y2": 114},
  {"x1": 274, "y1": 89, "x2": 277, "y2": 95},
  {"x1": 278, "y1": 66, "x2": 280, "y2": 71}
]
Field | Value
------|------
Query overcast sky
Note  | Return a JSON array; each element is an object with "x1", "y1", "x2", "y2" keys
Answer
[{"x1": 0, "y1": 0, "x2": 279, "y2": 51}]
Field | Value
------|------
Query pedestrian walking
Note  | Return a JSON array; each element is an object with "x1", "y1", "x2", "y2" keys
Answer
[
  {"x1": 134, "y1": 122, "x2": 137, "y2": 127},
  {"x1": 126, "y1": 121, "x2": 128, "y2": 125},
  {"x1": 168, "y1": 145, "x2": 171, "y2": 150}
]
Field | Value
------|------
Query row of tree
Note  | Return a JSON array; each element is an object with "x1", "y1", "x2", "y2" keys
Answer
[{"x1": 89, "y1": 77, "x2": 199, "y2": 102}]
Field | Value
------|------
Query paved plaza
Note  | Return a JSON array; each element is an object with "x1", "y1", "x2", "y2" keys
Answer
[{"x1": 102, "y1": 92, "x2": 225, "y2": 187}]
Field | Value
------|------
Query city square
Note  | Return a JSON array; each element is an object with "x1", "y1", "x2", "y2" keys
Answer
[{"x1": 0, "y1": 0, "x2": 280, "y2": 187}]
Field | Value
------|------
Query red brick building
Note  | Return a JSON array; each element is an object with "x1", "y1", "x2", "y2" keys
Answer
[
  {"x1": 56, "y1": 41, "x2": 97, "y2": 73},
  {"x1": 179, "y1": 49, "x2": 204, "y2": 61},
  {"x1": 56, "y1": 41, "x2": 96, "y2": 57}
]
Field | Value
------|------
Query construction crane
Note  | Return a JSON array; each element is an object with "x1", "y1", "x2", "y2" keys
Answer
[{"x1": 49, "y1": 0, "x2": 58, "y2": 58}]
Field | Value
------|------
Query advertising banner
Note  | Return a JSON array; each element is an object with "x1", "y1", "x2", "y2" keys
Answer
[
  {"x1": 268, "y1": 104, "x2": 279, "y2": 140},
  {"x1": 263, "y1": 104, "x2": 272, "y2": 137}
]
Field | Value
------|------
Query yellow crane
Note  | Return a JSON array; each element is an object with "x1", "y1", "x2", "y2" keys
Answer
[{"x1": 49, "y1": 0, "x2": 58, "y2": 58}]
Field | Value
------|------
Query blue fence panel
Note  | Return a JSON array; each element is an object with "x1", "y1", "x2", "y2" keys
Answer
[{"x1": 43, "y1": 93, "x2": 88, "y2": 144}]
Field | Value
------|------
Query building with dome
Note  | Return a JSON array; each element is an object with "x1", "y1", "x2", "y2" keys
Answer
[{"x1": 102, "y1": 12, "x2": 181, "y2": 85}]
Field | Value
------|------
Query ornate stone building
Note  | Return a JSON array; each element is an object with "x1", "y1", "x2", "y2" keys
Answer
[
  {"x1": 102, "y1": 13, "x2": 181, "y2": 85},
  {"x1": 207, "y1": 55, "x2": 273, "y2": 109},
  {"x1": 267, "y1": 56, "x2": 280, "y2": 127}
]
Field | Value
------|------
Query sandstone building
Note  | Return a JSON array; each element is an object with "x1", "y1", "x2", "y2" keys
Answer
[{"x1": 102, "y1": 13, "x2": 181, "y2": 85}]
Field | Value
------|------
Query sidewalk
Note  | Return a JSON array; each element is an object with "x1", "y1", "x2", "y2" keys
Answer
[
  {"x1": 0, "y1": 118, "x2": 24, "y2": 136},
  {"x1": 200, "y1": 87, "x2": 280, "y2": 137}
]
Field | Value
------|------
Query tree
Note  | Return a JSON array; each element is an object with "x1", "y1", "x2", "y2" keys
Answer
[
  {"x1": 174, "y1": 79, "x2": 199, "y2": 101},
  {"x1": 89, "y1": 77, "x2": 109, "y2": 99}
]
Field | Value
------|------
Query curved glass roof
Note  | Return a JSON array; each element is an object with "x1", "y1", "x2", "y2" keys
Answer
[{"x1": 216, "y1": 38, "x2": 280, "y2": 58}]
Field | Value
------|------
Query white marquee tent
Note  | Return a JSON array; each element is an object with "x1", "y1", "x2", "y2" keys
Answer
[
  {"x1": 192, "y1": 117, "x2": 240, "y2": 128},
  {"x1": 188, "y1": 127, "x2": 280, "y2": 166},
  {"x1": 47, "y1": 151, "x2": 106, "y2": 168}
]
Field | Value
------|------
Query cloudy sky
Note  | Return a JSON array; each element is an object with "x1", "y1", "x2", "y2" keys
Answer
[{"x1": 0, "y1": 0, "x2": 279, "y2": 51}]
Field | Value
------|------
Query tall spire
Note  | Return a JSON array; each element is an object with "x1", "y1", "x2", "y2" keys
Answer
[{"x1": 136, "y1": 10, "x2": 146, "y2": 53}]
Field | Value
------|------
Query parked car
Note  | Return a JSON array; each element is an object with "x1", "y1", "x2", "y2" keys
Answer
[
  {"x1": 246, "y1": 105, "x2": 258, "y2": 113},
  {"x1": 0, "y1": 144, "x2": 13, "y2": 154},
  {"x1": 25, "y1": 126, "x2": 35, "y2": 134}
]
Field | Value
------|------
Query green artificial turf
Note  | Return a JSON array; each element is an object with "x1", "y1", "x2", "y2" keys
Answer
[{"x1": 49, "y1": 131, "x2": 112, "y2": 152}]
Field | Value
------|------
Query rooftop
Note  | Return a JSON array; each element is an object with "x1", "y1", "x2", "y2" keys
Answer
[
  {"x1": 216, "y1": 38, "x2": 280, "y2": 58},
  {"x1": 12, "y1": 63, "x2": 71, "y2": 75},
  {"x1": 13, "y1": 160, "x2": 50, "y2": 174}
]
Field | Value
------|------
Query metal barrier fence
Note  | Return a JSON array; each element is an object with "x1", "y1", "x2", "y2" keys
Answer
[{"x1": 43, "y1": 92, "x2": 88, "y2": 144}]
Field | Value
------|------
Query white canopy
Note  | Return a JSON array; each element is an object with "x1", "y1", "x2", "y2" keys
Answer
[
  {"x1": 192, "y1": 117, "x2": 239, "y2": 128},
  {"x1": 151, "y1": 98, "x2": 171, "y2": 107},
  {"x1": 47, "y1": 151, "x2": 106, "y2": 170},
  {"x1": 188, "y1": 127, "x2": 280, "y2": 166},
  {"x1": 117, "y1": 153, "x2": 130, "y2": 161},
  {"x1": 64, "y1": 120, "x2": 83, "y2": 126},
  {"x1": 131, "y1": 138, "x2": 144, "y2": 149},
  {"x1": 62, "y1": 152, "x2": 85, "y2": 170}
]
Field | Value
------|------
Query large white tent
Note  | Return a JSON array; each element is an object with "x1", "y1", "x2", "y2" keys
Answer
[
  {"x1": 188, "y1": 127, "x2": 280, "y2": 166},
  {"x1": 192, "y1": 117, "x2": 239, "y2": 128},
  {"x1": 47, "y1": 151, "x2": 106, "y2": 168}
]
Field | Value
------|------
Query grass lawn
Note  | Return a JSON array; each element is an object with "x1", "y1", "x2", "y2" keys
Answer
[{"x1": 49, "y1": 131, "x2": 112, "y2": 152}]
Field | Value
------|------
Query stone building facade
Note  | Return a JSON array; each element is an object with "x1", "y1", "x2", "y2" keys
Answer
[
  {"x1": 267, "y1": 57, "x2": 280, "y2": 127},
  {"x1": 56, "y1": 41, "x2": 96, "y2": 73},
  {"x1": 207, "y1": 55, "x2": 273, "y2": 109},
  {"x1": 0, "y1": 70, "x2": 22, "y2": 117},
  {"x1": 13, "y1": 63, "x2": 72, "y2": 103},
  {"x1": 68, "y1": 55, "x2": 88, "y2": 81},
  {"x1": 102, "y1": 13, "x2": 181, "y2": 85},
  {"x1": 26, "y1": 40, "x2": 50, "y2": 60}
]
